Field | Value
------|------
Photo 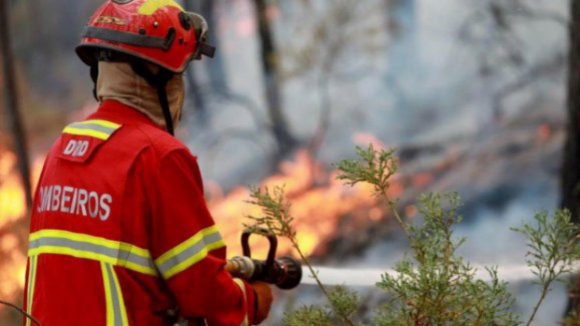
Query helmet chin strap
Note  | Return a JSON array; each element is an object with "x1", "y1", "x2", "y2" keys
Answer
[
  {"x1": 128, "y1": 61, "x2": 175, "y2": 136},
  {"x1": 154, "y1": 81, "x2": 174, "y2": 136},
  {"x1": 90, "y1": 65, "x2": 99, "y2": 102}
]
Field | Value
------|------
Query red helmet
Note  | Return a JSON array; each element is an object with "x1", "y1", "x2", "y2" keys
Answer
[{"x1": 76, "y1": 0, "x2": 215, "y2": 73}]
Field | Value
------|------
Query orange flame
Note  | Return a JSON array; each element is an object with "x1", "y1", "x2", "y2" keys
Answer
[
  {"x1": 536, "y1": 123, "x2": 552, "y2": 142},
  {"x1": 0, "y1": 149, "x2": 44, "y2": 304},
  {"x1": 208, "y1": 149, "x2": 391, "y2": 259},
  {"x1": 0, "y1": 151, "x2": 26, "y2": 229}
]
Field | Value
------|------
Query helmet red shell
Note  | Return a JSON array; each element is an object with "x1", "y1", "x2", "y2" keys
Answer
[{"x1": 76, "y1": 0, "x2": 205, "y2": 73}]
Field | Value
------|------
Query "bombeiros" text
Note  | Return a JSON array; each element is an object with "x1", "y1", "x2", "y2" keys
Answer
[{"x1": 37, "y1": 185, "x2": 112, "y2": 221}]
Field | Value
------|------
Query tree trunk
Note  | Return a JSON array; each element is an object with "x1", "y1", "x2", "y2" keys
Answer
[
  {"x1": 183, "y1": 0, "x2": 208, "y2": 122},
  {"x1": 199, "y1": 0, "x2": 228, "y2": 92},
  {"x1": 254, "y1": 0, "x2": 296, "y2": 157},
  {"x1": 0, "y1": 0, "x2": 32, "y2": 212},
  {"x1": 563, "y1": 0, "x2": 580, "y2": 321}
]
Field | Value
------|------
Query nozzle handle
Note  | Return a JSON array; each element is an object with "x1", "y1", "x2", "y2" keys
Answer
[{"x1": 241, "y1": 227, "x2": 277, "y2": 270}]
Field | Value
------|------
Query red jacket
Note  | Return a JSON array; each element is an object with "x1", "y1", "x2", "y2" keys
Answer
[{"x1": 24, "y1": 100, "x2": 255, "y2": 326}]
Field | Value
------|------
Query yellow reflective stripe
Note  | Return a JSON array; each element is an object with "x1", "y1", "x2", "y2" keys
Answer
[
  {"x1": 111, "y1": 266, "x2": 129, "y2": 326},
  {"x1": 28, "y1": 229, "x2": 157, "y2": 276},
  {"x1": 138, "y1": 0, "x2": 184, "y2": 15},
  {"x1": 25, "y1": 256, "x2": 38, "y2": 326},
  {"x1": 102, "y1": 262, "x2": 114, "y2": 325},
  {"x1": 155, "y1": 225, "x2": 226, "y2": 279},
  {"x1": 30, "y1": 229, "x2": 150, "y2": 259},
  {"x1": 101, "y1": 262, "x2": 128, "y2": 326},
  {"x1": 80, "y1": 119, "x2": 121, "y2": 129},
  {"x1": 62, "y1": 119, "x2": 122, "y2": 140},
  {"x1": 63, "y1": 127, "x2": 110, "y2": 140},
  {"x1": 158, "y1": 237, "x2": 225, "y2": 279},
  {"x1": 155, "y1": 225, "x2": 221, "y2": 266},
  {"x1": 28, "y1": 246, "x2": 154, "y2": 275},
  {"x1": 233, "y1": 279, "x2": 249, "y2": 326}
]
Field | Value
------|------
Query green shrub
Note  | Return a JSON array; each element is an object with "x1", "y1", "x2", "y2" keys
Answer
[{"x1": 246, "y1": 145, "x2": 580, "y2": 326}]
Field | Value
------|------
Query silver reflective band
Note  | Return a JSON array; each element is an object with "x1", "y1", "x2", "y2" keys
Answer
[
  {"x1": 25, "y1": 256, "x2": 38, "y2": 326},
  {"x1": 28, "y1": 236, "x2": 157, "y2": 275},
  {"x1": 66, "y1": 122, "x2": 117, "y2": 135},
  {"x1": 102, "y1": 262, "x2": 128, "y2": 326},
  {"x1": 157, "y1": 231, "x2": 224, "y2": 278}
]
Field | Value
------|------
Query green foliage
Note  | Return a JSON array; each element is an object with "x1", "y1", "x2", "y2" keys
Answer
[
  {"x1": 247, "y1": 187, "x2": 358, "y2": 326},
  {"x1": 513, "y1": 210, "x2": 580, "y2": 285},
  {"x1": 245, "y1": 185, "x2": 296, "y2": 240},
  {"x1": 283, "y1": 305, "x2": 332, "y2": 326},
  {"x1": 245, "y1": 144, "x2": 580, "y2": 326},
  {"x1": 283, "y1": 287, "x2": 363, "y2": 326},
  {"x1": 335, "y1": 145, "x2": 408, "y2": 236},
  {"x1": 373, "y1": 193, "x2": 519, "y2": 326},
  {"x1": 327, "y1": 286, "x2": 362, "y2": 321},
  {"x1": 334, "y1": 145, "x2": 398, "y2": 197},
  {"x1": 512, "y1": 210, "x2": 580, "y2": 326}
]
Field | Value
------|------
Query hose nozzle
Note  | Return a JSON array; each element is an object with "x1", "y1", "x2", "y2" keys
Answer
[{"x1": 226, "y1": 228, "x2": 302, "y2": 290}]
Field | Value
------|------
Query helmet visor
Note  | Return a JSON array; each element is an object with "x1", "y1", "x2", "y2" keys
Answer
[{"x1": 186, "y1": 12, "x2": 215, "y2": 59}]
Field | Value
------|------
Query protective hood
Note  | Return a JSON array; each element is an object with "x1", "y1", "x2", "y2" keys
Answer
[{"x1": 96, "y1": 61, "x2": 185, "y2": 130}]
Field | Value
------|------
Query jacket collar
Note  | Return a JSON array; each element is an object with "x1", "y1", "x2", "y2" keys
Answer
[{"x1": 89, "y1": 100, "x2": 165, "y2": 132}]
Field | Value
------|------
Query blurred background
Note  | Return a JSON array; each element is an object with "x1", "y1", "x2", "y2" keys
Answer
[{"x1": 0, "y1": 0, "x2": 573, "y2": 325}]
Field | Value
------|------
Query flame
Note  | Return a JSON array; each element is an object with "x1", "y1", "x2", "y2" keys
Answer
[
  {"x1": 0, "y1": 151, "x2": 25, "y2": 229},
  {"x1": 536, "y1": 123, "x2": 551, "y2": 142},
  {"x1": 209, "y1": 134, "x2": 436, "y2": 260},
  {"x1": 411, "y1": 172, "x2": 433, "y2": 188},
  {"x1": 208, "y1": 148, "x2": 394, "y2": 259},
  {"x1": 405, "y1": 204, "x2": 418, "y2": 218},
  {"x1": 0, "y1": 149, "x2": 44, "y2": 304}
]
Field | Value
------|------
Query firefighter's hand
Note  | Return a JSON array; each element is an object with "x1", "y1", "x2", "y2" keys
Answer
[{"x1": 251, "y1": 281, "x2": 273, "y2": 325}]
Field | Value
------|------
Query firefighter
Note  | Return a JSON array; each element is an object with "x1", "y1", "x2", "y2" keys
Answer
[{"x1": 23, "y1": 0, "x2": 273, "y2": 325}]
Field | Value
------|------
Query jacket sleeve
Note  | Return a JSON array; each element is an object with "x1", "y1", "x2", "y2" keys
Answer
[{"x1": 149, "y1": 148, "x2": 256, "y2": 325}]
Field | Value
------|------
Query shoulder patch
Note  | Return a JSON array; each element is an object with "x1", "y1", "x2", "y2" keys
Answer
[{"x1": 58, "y1": 120, "x2": 123, "y2": 163}]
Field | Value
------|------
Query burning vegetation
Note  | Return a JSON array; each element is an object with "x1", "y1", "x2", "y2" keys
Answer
[
  {"x1": 0, "y1": 147, "x2": 42, "y2": 312},
  {"x1": 208, "y1": 149, "x2": 383, "y2": 258}
]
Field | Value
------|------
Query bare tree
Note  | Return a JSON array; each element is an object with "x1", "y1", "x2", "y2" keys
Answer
[
  {"x1": 385, "y1": 0, "x2": 418, "y2": 113},
  {"x1": 458, "y1": 0, "x2": 577, "y2": 320},
  {"x1": 276, "y1": 0, "x2": 384, "y2": 153},
  {"x1": 183, "y1": 0, "x2": 209, "y2": 122},
  {"x1": 199, "y1": 0, "x2": 229, "y2": 92},
  {"x1": 254, "y1": 0, "x2": 297, "y2": 157},
  {"x1": 458, "y1": 0, "x2": 566, "y2": 123},
  {"x1": 182, "y1": 0, "x2": 230, "y2": 124},
  {"x1": 191, "y1": 0, "x2": 384, "y2": 171}
]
